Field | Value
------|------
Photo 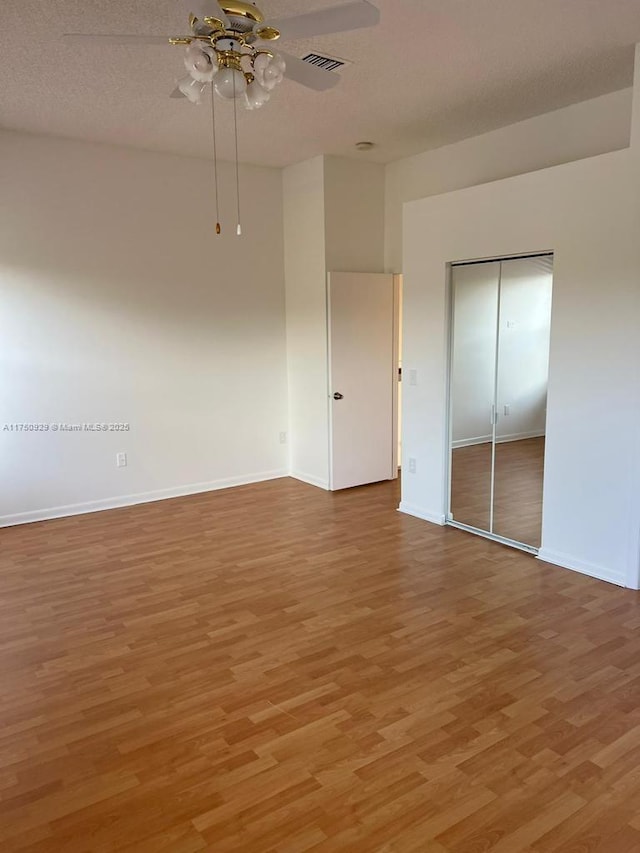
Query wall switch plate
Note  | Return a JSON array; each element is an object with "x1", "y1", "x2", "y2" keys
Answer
[
  {"x1": 409, "y1": 369, "x2": 418, "y2": 386},
  {"x1": 279, "y1": 431, "x2": 288, "y2": 445},
  {"x1": 504, "y1": 404, "x2": 511, "y2": 416},
  {"x1": 408, "y1": 458, "x2": 417, "y2": 474},
  {"x1": 116, "y1": 452, "x2": 127, "y2": 468}
]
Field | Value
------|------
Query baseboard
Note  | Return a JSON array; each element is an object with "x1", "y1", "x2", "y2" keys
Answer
[
  {"x1": 398, "y1": 502, "x2": 446, "y2": 526},
  {"x1": 452, "y1": 430, "x2": 545, "y2": 449},
  {"x1": 289, "y1": 471, "x2": 330, "y2": 491},
  {"x1": 452, "y1": 435, "x2": 492, "y2": 449},
  {"x1": 537, "y1": 548, "x2": 626, "y2": 588},
  {"x1": 497, "y1": 430, "x2": 545, "y2": 445},
  {"x1": 0, "y1": 469, "x2": 289, "y2": 529}
]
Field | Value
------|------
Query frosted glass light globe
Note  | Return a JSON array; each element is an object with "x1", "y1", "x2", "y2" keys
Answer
[
  {"x1": 178, "y1": 76, "x2": 207, "y2": 104},
  {"x1": 244, "y1": 80, "x2": 270, "y2": 110},
  {"x1": 214, "y1": 67, "x2": 247, "y2": 99},
  {"x1": 267, "y1": 55, "x2": 285, "y2": 89},
  {"x1": 253, "y1": 53, "x2": 270, "y2": 77},
  {"x1": 253, "y1": 52, "x2": 285, "y2": 91},
  {"x1": 184, "y1": 43, "x2": 218, "y2": 83}
]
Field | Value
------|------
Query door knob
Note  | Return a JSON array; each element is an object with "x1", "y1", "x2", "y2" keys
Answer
[{"x1": 333, "y1": 392, "x2": 344, "y2": 400}]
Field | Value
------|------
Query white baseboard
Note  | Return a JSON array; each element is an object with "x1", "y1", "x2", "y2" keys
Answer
[
  {"x1": 452, "y1": 435, "x2": 492, "y2": 449},
  {"x1": 0, "y1": 469, "x2": 289, "y2": 529},
  {"x1": 398, "y1": 502, "x2": 446, "y2": 526},
  {"x1": 452, "y1": 430, "x2": 545, "y2": 450},
  {"x1": 537, "y1": 548, "x2": 626, "y2": 588},
  {"x1": 289, "y1": 471, "x2": 330, "y2": 491},
  {"x1": 497, "y1": 430, "x2": 545, "y2": 445}
]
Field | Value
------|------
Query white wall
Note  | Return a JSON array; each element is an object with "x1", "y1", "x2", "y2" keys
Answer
[
  {"x1": 451, "y1": 258, "x2": 552, "y2": 446},
  {"x1": 324, "y1": 156, "x2": 385, "y2": 273},
  {"x1": 0, "y1": 130, "x2": 288, "y2": 524},
  {"x1": 401, "y1": 148, "x2": 640, "y2": 588},
  {"x1": 283, "y1": 156, "x2": 329, "y2": 488},
  {"x1": 283, "y1": 155, "x2": 386, "y2": 489},
  {"x1": 385, "y1": 88, "x2": 633, "y2": 272}
]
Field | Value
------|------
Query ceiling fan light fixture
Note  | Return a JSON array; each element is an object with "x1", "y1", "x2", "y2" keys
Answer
[
  {"x1": 214, "y1": 66, "x2": 247, "y2": 99},
  {"x1": 178, "y1": 75, "x2": 208, "y2": 103},
  {"x1": 253, "y1": 52, "x2": 285, "y2": 91},
  {"x1": 184, "y1": 42, "x2": 219, "y2": 82},
  {"x1": 244, "y1": 79, "x2": 270, "y2": 109}
]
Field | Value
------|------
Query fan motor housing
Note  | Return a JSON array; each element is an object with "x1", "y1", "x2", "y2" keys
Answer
[{"x1": 220, "y1": 1, "x2": 264, "y2": 24}]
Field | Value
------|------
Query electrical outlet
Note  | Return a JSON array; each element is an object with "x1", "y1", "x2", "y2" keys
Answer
[
  {"x1": 116, "y1": 452, "x2": 127, "y2": 468},
  {"x1": 408, "y1": 458, "x2": 417, "y2": 474},
  {"x1": 279, "y1": 431, "x2": 288, "y2": 445}
]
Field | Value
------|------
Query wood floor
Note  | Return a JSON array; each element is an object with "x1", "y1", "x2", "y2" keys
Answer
[
  {"x1": 2, "y1": 478, "x2": 640, "y2": 852},
  {"x1": 451, "y1": 438, "x2": 545, "y2": 547}
]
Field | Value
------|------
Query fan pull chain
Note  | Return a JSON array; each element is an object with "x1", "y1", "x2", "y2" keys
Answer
[
  {"x1": 232, "y1": 72, "x2": 242, "y2": 237},
  {"x1": 209, "y1": 82, "x2": 221, "y2": 235}
]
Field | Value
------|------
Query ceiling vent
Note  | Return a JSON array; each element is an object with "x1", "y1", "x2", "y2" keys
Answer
[{"x1": 301, "y1": 52, "x2": 348, "y2": 72}]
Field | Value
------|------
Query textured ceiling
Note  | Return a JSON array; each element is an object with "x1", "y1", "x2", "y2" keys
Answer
[{"x1": 1, "y1": 0, "x2": 639, "y2": 166}]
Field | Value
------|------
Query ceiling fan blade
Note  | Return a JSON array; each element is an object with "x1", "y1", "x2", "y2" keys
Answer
[
  {"x1": 267, "y1": 0, "x2": 379, "y2": 40},
  {"x1": 280, "y1": 51, "x2": 340, "y2": 91},
  {"x1": 185, "y1": 0, "x2": 230, "y2": 27},
  {"x1": 63, "y1": 33, "x2": 173, "y2": 45},
  {"x1": 170, "y1": 86, "x2": 186, "y2": 98}
]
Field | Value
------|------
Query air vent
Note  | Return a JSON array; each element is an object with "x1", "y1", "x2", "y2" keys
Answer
[{"x1": 302, "y1": 52, "x2": 347, "y2": 72}]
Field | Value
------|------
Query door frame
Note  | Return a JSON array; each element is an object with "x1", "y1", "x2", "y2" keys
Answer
[{"x1": 391, "y1": 274, "x2": 402, "y2": 477}]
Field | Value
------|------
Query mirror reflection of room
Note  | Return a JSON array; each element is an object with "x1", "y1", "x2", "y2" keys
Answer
[{"x1": 449, "y1": 255, "x2": 553, "y2": 550}]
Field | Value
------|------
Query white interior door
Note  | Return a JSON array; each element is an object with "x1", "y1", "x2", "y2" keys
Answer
[{"x1": 328, "y1": 272, "x2": 397, "y2": 491}]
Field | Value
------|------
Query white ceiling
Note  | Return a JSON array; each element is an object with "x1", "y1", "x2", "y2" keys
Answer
[{"x1": 1, "y1": 0, "x2": 639, "y2": 167}]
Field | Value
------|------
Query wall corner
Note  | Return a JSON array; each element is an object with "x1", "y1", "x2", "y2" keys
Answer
[{"x1": 631, "y1": 44, "x2": 640, "y2": 153}]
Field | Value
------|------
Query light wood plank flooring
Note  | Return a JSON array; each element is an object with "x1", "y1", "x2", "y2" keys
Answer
[
  {"x1": 1, "y1": 477, "x2": 640, "y2": 852},
  {"x1": 451, "y1": 437, "x2": 545, "y2": 547}
]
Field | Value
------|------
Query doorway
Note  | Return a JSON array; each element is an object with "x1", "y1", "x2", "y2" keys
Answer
[{"x1": 447, "y1": 254, "x2": 553, "y2": 552}]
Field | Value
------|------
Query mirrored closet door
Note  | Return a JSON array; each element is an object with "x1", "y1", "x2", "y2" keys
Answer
[{"x1": 448, "y1": 255, "x2": 553, "y2": 551}]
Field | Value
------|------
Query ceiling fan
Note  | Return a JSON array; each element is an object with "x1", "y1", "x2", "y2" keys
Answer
[
  {"x1": 64, "y1": 1, "x2": 380, "y2": 236},
  {"x1": 64, "y1": 0, "x2": 380, "y2": 109}
]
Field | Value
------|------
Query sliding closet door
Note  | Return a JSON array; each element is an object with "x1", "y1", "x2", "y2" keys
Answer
[
  {"x1": 449, "y1": 262, "x2": 500, "y2": 533},
  {"x1": 493, "y1": 257, "x2": 552, "y2": 547},
  {"x1": 449, "y1": 254, "x2": 553, "y2": 551}
]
